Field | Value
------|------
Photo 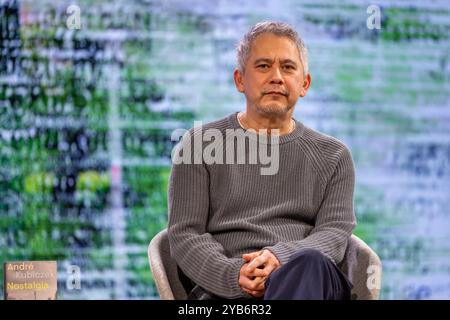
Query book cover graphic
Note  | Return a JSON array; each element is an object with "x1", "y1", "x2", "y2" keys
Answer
[{"x1": 4, "y1": 261, "x2": 57, "y2": 300}]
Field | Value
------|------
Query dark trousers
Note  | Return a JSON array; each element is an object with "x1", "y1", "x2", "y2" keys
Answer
[
  {"x1": 264, "y1": 248, "x2": 352, "y2": 300},
  {"x1": 179, "y1": 248, "x2": 353, "y2": 300}
]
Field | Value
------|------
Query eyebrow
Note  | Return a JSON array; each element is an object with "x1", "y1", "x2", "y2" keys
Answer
[{"x1": 253, "y1": 58, "x2": 298, "y2": 66}]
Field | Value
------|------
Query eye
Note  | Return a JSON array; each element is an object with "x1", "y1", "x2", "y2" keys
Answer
[
  {"x1": 283, "y1": 65, "x2": 295, "y2": 70},
  {"x1": 257, "y1": 64, "x2": 270, "y2": 70}
]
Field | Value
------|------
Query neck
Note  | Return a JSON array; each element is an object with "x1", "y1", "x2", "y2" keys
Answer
[{"x1": 239, "y1": 108, "x2": 295, "y2": 135}]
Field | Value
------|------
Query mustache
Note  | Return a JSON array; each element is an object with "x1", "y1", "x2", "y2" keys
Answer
[{"x1": 262, "y1": 89, "x2": 289, "y2": 96}]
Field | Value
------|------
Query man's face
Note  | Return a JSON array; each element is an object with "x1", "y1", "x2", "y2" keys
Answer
[{"x1": 234, "y1": 33, "x2": 311, "y2": 117}]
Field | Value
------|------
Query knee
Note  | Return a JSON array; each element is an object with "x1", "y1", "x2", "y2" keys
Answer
[{"x1": 288, "y1": 248, "x2": 328, "y2": 264}]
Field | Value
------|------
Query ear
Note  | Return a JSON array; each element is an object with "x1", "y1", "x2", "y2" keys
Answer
[
  {"x1": 233, "y1": 69, "x2": 245, "y2": 93},
  {"x1": 299, "y1": 73, "x2": 311, "y2": 97}
]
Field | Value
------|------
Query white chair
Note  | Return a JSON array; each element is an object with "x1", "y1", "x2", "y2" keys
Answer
[{"x1": 148, "y1": 228, "x2": 382, "y2": 300}]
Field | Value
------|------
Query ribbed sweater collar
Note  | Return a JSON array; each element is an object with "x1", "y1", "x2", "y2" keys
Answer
[{"x1": 227, "y1": 111, "x2": 305, "y2": 145}]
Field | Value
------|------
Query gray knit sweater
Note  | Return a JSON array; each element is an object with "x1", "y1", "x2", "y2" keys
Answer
[{"x1": 167, "y1": 112, "x2": 357, "y2": 299}]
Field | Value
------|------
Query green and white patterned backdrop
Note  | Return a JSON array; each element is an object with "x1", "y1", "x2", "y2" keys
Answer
[{"x1": 1, "y1": 0, "x2": 449, "y2": 299}]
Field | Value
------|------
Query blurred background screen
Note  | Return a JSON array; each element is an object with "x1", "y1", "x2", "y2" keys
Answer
[{"x1": 0, "y1": 0, "x2": 449, "y2": 299}]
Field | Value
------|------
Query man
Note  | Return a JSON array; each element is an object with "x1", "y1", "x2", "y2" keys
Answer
[{"x1": 167, "y1": 21, "x2": 356, "y2": 300}]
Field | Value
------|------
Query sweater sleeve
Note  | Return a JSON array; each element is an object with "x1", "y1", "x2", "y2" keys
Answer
[
  {"x1": 167, "y1": 131, "x2": 248, "y2": 299},
  {"x1": 264, "y1": 146, "x2": 357, "y2": 265}
]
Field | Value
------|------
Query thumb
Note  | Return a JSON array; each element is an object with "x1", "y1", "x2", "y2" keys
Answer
[
  {"x1": 242, "y1": 254, "x2": 254, "y2": 262},
  {"x1": 242, "y1": 251, "x2": 262, "y2": 261}
]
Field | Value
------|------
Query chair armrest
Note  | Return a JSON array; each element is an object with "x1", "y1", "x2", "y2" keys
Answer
[
  {"x1": 340, "y1": 235, "x2": 382, "y2": 300},
  {"x1": 148, "y1": 229, "x2": 175, "y2": 300}
]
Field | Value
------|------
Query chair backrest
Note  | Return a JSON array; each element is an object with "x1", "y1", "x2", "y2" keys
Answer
[{"x1": 148, "y1": 229, "x2": 382, "y2": 300}]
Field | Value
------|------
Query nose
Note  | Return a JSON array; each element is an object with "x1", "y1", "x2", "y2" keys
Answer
[{"x1": 269, "y1": 66, "x2": 283, "y2": 85}]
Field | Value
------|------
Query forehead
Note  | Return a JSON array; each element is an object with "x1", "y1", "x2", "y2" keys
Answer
[{"x1": 248, "y1": 33, "x2": 301, "y2": 62}]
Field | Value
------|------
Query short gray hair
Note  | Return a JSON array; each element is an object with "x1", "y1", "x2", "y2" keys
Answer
[{"x1": 236, "y1": 21, "x2": 309, "y2": 75}]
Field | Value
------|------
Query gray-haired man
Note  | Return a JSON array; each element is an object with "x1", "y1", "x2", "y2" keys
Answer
[{"x1": 168, "y1": 21, "x2": 356, "y2": 299}]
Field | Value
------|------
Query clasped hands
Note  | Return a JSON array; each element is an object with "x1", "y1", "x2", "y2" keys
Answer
[{"x1": 239, "y1": 249, "x2": 280, "y2": 298}]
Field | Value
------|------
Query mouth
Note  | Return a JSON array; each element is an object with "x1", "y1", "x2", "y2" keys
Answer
[
  {"x1": 265, "y1": 92, "x2": 286, "y2": 97},
  {"x1": 265, "y1": 91, "x2": 286, "y2": 96}
]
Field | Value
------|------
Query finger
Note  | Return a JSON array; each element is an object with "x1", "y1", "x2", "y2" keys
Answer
[
  {"x1": 247, "y1": 268, "x2": 269, "y2": 278},
  {"x1": 247, "y1": 277, "x2": 266, "y2": 291},
  {"x1": 242, "y1": 282, "x2": 265, "y2": 295},
  {"x1": 242, "y1": 263, "x2": 269, "y2": 278},
  {"x1": 242, "y1": 251, "x2": 262, "y2": 261},
  {"x1": 242, "y1": 252, "x2": 259, "y2": 258},
  {"x1": 256, "y1": 252, "x2": 280, "y2": 272},
  {"x1": 240, "y1": 275, "x2": 265, "y2": 292},
  {"x1": 262, "y1": 250, "x2": 281, "y2": 267},
  {"x1": 245, "y1": 282, "x2": 264, "y2": 292},
  {"x1": 239, "y1": 276, "x2": 257, "y2": 290},
  {"x1": 261, "y1": 262, "x2": 278, "y2": 276},
  {"x1": 250, "y1": 262, "x2": 279, "y2": 281},
  {"x1": 252, "y1": 277, "x2": 266, "y2": 291},
  {"x1": 241, "y1": 264, "x2": 262, "y2": 279},
  {"x1": 248, "y1": 290, "x2": 264, "y2": 298},
  {"x1": 247, "y1": 255, "x2": 267, "y2": 272},
  {"x1": 242, "y1": 254, "x2": 254, "y2": 262},
  {"x1": 242, "y1": 287, "x2": 264, "y2": 297}
]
